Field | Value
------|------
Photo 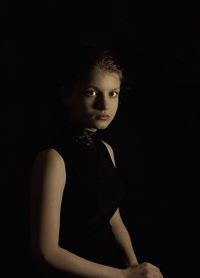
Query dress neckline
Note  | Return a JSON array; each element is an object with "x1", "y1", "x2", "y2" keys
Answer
[{"x1": 65, "y1": 122, "x2": 98, "y2": 147}]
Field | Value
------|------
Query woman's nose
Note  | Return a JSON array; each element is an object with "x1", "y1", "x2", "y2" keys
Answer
[{"x1": 94, "y1": 95, "x2": 108, "y2": 110}]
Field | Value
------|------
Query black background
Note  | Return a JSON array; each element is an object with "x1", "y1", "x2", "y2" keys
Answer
[{"x1": 1, "y1": 1, "x2": 200, "y2": 277}]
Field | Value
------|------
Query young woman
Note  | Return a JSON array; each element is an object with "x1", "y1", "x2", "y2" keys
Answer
[{"x1": 30, "y1": 46, "x2": 163, "y2": 278}]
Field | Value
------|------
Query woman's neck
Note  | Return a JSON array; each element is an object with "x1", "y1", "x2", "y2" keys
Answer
[{"x1": 66, "y1": 121, "x2": 98, "y2": 147}]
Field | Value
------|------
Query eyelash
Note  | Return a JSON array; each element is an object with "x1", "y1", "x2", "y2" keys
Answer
[
  {"x1": 84, "y1": 90, "x2": 119, "y2": 98},
  {"x1": 84, "y1": 90, "x2": 97, "y2": 97},
  {"x1": 109, "y1": 91, "x2": 119, "y2": 97}
]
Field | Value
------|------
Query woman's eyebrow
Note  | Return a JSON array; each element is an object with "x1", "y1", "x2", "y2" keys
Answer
[{"x1": 86, "y1": 85, "x2": 120, "y2": 92}]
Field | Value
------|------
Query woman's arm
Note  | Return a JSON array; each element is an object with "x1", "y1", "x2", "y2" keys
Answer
[
  {"x1": 101, "y1": 141, "x2": 138, "y2": 266},
  {"x1": 101, "y1": 141, "x2": 163, "y2": 277},
  {"x1": 30, "y1": 148, "x2": 125, "y2": 278},
  {"x1": 110, "y1": 208, "x2": 138, "y2": 267}
]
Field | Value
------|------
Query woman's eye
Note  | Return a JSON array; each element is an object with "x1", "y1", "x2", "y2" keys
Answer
[
  {"x1": 84, "y1": 90, "x2": 97, "y2": 97},
  {"x1": 110, "y1": 91, "x2": 119, "y2": 97}
]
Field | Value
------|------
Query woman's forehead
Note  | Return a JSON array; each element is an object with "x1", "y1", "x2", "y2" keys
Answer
[
  {"x1": 87, "y1": 69, "x2": 121, "y2": 83},
  {"x1": 86, "y1": 70, "x2": 120, "y2": 88},
  {"x1": 70, "y1": 69, "x2": 121, "y2": 95}
]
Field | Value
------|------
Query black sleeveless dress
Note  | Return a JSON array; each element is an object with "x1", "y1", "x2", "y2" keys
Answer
[{"x1": 35, "y1": 124, "x2": 125, "y2": 277}]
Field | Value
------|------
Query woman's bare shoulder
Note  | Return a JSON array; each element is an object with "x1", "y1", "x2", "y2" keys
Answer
[
  {"x1": 31, "y1": 148, "x2": 66, "y2": 178},
  {"x1": 31, "y1": 148, "x2": 67, "y2": 191},
  {"x1": 34, "y1": 148, "x2": 64, "y2": 164}
]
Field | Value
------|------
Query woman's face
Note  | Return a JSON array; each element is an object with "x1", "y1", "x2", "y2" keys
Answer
[{"x1": 67, "y1": 69, "x2": 121, "y2": 130}]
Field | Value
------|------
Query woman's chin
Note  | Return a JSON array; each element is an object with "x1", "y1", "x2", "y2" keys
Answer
[
  {"x1": 84, "y1": 119, "x2": 112, "y2": 130},
  {"x1": 94, "y1": 121, "x2": 110, "y2": 130}
]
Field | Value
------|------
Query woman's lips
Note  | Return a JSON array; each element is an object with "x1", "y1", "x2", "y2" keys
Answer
[{"x1": 96, "y1": 114, "x2": 110, "y2": 121}]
